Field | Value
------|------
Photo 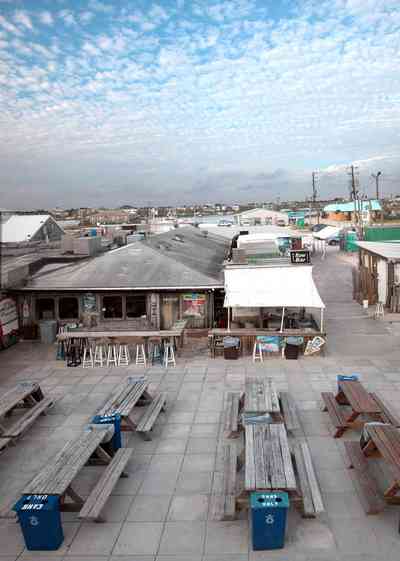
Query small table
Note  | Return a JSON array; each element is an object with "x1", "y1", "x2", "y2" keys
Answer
[
  {"x1": 244, "y1": 422, "x2": 296, "y2": 492},
  {"x1": 23, "y1": 425, "x2": 113, "y2": 510},
  {"x1": 336, "y1": 380, "x2": 381, "y2": 423},
  {"x1": 362, "y1": 424, "x2": 400, "y2": 501},
  {"x1": 244, "y1": 377, "x2": 280, "y2": 417},
  {"x1": 0, "y1": 382, "x2": 43, "y2": 435}
]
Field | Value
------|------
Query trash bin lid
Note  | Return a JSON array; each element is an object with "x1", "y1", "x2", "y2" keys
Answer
[{"x1": 250, "y1": 492, "x2": 289, "y2": 509}]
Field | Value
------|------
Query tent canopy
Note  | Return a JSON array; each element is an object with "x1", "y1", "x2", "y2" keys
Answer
[{"x1": 224, "y1": 266, "x2": 325, "y2": 309}]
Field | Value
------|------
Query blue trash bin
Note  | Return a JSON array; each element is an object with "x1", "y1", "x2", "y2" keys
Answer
[
  {"x1": 14, "y1": 495, "x2": 64, "y2": 551},
  {"x1": 337, "y1": 374, "x2": 359, "y2": 392},
  {"x1": 251, "y1": 491, "x2": 289, "y2": 550},
  {"x1": 92, "y1": 414, "x2": 122, "y2": 450}
]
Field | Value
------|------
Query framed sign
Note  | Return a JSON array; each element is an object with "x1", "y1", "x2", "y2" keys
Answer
[
  {"x1": 290, "y1": 250, "x2": 310, "y2": 264},
  {"x1": 182, "y1": 293, "x2": 206, "y2": 318},
  {"x1": 0, "y1": 297, "x2": 18, "y2": 337}
]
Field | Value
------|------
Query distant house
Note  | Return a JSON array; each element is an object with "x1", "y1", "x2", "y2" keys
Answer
[
  {"x1": 323, "y1": 200, "x2": 382, "y2": 222},
  {"x1": 234, "y1": 208, "x2": 289, "y2": 226},
  {"x1": 0, "y1": 214, "x2": 65, "y2": 243}
]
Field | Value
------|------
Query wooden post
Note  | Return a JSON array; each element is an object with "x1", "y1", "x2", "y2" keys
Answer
[
  {"x1": 228, "y1": 307, "x2": 231, "y2": 331},
  {"x1": 320, "y1": 308, "x2": 324, "y2": 332},
  {"x1": 280, "y1": 307, "x2": 285, "y2": 332}
]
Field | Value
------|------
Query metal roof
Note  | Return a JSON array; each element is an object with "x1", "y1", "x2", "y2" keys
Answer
[
  {"x1": 324, "y1": 200, "x2": 382, "y2": 213},
  {"x1": 356, "y1": 241, "x2": 400, "y2": 261},
  {"x1": 20, "y1": 226, "x2": 229, "y2": 291},
  {"x1": 0, "y1": 214, "x2": 62, "y2": 243}
]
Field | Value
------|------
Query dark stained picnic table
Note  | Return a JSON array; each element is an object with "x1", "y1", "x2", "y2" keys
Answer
[{"x1": 362, "y1": 424, "x2": 400, "y2": 500}]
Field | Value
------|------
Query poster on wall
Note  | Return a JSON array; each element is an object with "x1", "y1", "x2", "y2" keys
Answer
[
  {"x1": 182, "y1": 293, "x2": 206, "y2": 318},
  {"x1": 82, "y1": 293, "x2": 97, "y2": 313},
  {"x1": 0, "y1": 297, "x2": 18, "y2": 337}
]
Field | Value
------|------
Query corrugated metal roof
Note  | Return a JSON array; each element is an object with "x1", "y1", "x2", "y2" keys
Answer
[
  {"x1": 21, "y1": 226, "x2": 229, "y2": 290},
  {"x1": 356, "y1": 241, "x2": 400, "y2": 260},
  {"x1": 324, "y1": 200, "x2": 382, "y2": 213},
  {"x1": 0, "y1": 215, "x2": 59, "y2": 243}
]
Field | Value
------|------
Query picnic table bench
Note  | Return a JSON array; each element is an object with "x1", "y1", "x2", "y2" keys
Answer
[
  {"x1": 23, "y1": 424, "x2": 132, "y2": 522},
  {"x1": 322, "y1": 380, "x2": 381, "y2": 437},
  {"x1": 0, "y1": 382, "x2": 53, "y2": 443},
  {"x1": 96, "y1": 377, "x2": 166, "y2": 439}
]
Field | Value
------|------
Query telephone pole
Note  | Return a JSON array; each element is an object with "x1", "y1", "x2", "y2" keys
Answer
[
  {"x1": 371, "y1": 171, "x2": 382, "y2": 200},
  {"x1": 311, "y1": 171, "x2": 319, "y2": 224},
  {"x1": 348, "y1": 164, "x2": 362, "y2": 230}
]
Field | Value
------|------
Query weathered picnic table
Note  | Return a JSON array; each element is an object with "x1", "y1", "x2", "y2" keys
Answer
[
  {"x1": 96, "y1": 377, "x2": 166, "y2": 439},
  {"x1": 322, "y1": 380, "x2": 381, "y2": 437},
  {"x1": 0, "y1": 382, "x2": 53, "y2": 444},
  {"x1": 244, "y1": 377, "x2": 281, "y2": 417},
  {"x1": 23, "y1": 424, "x2": 132, "y2": 522}
]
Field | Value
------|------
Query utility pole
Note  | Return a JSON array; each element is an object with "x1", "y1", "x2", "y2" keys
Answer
[
  {"x1": 371, "y1": 171, "x2": 382, "y2": 200},
  {"x1": 348, "y1": 164, "x2": 362, "y2": 233},
  {"x1": 312, "y1": 171, "x2": 319, "y2": 224}
]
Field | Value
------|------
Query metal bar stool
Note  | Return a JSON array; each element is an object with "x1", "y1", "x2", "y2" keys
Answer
[
  {"x1": 94, "y1": 338, "x2": 107, "y2": 367},
  {"x1": 252, "y1": 340, "x2": 263, "y2": 362},
  {"x1": 149, "y1": 337, "x2": 163, "y2": 365},
  {"x1": 164, "y1": 341, "x2": 176, "y2": 368},
  {"x1": 107, "y1": 339, "x2": 118, "y2": 367},
  {"x1": 135, "y1": 340, "x2": 147, "y2": 367},
  {"x1": 82, "y1": 340, "x2": 94, "y2": 368},
  {"x1": 118, "y1": 340, "x2": 131, "y2": 366}
]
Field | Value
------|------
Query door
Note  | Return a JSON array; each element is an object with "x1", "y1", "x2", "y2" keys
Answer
[
  {"x1": 161, "y1": 293, "x2": 180, "y2": 329},
  {"x1": 377, "y1": 259, "x2": 387, "y2": 305}
]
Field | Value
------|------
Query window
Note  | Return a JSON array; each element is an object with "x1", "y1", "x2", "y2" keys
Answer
[
  {"x1": 36, "y1": 298, "x2": 55, "y2": 320},
  {"x1": 126, "y1": 294, "x2": 147, "y2": 318},
  {"x1": 102, "y1": 296, "x2": 123, "y2": 319},
  {"x1": 59, "y1": 297, "x2": 79, "y2": 319}
]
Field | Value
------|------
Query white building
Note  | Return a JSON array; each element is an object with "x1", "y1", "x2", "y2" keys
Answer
[{"x1": 234, "y1": 208, "x2": 289, "y2": 226}]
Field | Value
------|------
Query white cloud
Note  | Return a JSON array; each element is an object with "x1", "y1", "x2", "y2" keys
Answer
[
  {"x1": 0, "y1": 14, "x2": 22, "y2": 35},
  {"x1": 39, "y1": 11, "x2": 53, "y2": 26},
  {"x1": 88, "y1": 0, "x2": 113, "y2": 13},
  {"x1": 14, "y1": 10, "x2": 33, "y2": 30},
  {"x1": 59, "y1": 10, "x2": 76, "y2": 26},
  {"x1": 80, "y1": 11, "x2": 94, "y2": 24}
]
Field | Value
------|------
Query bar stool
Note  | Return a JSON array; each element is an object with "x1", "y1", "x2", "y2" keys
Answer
[
  {"x1": 82, "y1": 342, "x2": 94, "y2": 368},
  {"x1": 107, "y1": 339, "x2": 118, "y2": 367},
  {"x1": 374, "y1": 302, "x2": 384, "y2": 319},
  {"x1": 93, "y1": 338, "x2": 107, "y2": 367},
  {"x1": 164, "y1": 342, "x2": 176, "y2": 368},
  {"x1": 118, "y1": 340, "x2": 131, "y2": 366},
  {"x1": 149, "y1": 337, "x2": 163, "y2": 365},
  {"x1": 252, "y1": 340, "x2": 263, "y2": 363},
  {"x1": 135, "y1": 341, "x2": 147, "y2": 367}
]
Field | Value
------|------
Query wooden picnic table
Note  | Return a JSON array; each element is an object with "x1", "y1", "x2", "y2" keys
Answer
[
  {"x1": 0, "y1": 382, "x2": 43, "y2": 435},
  {"x1": 244, "y1": 377, "x2": 280, "y2": 416},
  {"x1": 23, "y1": 424, "x2": 113, "y2": 508},
  {"x1": 244, "y1": 422, "x2": 296, "y2": 492},
  {"x1": 362, "y1": 424, "x2": 400, "y2": 501},
  {"x1": 337, "y1": 380, "x2": 381, "y2": 415},
  {"x1": 96, "y1": 377, "x2": 153, "y2": 431}
]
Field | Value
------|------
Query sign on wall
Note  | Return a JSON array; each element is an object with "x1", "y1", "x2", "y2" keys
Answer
[
  {"x1": 182, "y1": 293, "x2": 206, "y2": 318},
  {"x1": 290, "y1": 250, "x2": 311, "y2": 264},
  {"x1": 0, "y1": 297, "x2": 18, "y2": 337},
  {"x1": 82, "y1": 293, "x2": 97, "y2": 313}
]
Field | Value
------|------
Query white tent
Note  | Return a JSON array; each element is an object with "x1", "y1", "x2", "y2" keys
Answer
[
  {"x1": 313, "y1": 226, "x2": 341, "y2": 240},
  {"x1": 224, "y1": 265, "x2": 325, "y2": 330}
]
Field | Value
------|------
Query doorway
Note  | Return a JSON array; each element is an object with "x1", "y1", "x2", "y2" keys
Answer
[{"x1": 161, "y1": 293, "x2": 180, "y2": 329}]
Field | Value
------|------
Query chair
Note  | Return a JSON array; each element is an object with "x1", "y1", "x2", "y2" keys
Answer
[
  {"x1": 252, "y1": 340, "x2": 263, "y2": 362},
  {"x1": 164, "y1": 342, "x2": 176, "y2": 368},
  {"x1": 149, "y1": 338, "x2": 163, "y2": 365},
  {"x1": 94, "y1": 339, "x2": 107, "y2": 367},
  {"x1": 118, "y1": 341, "x2": 130, "y2": 367},
  {"x1": 135, "y1": 342, "x2": 147, "y2": 367}
]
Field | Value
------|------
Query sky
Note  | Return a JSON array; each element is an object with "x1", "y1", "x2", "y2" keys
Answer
[{"x1": 0, "y1": 0, "x2": 399, "y2": 209}]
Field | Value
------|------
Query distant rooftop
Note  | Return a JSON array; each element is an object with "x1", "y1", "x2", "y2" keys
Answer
[
  {"x1": 324, "y1": 200, "x2": 382, "y2": 213},
  {"x1": 0, "y1": 214, "x2": 62, "y2": 243}
]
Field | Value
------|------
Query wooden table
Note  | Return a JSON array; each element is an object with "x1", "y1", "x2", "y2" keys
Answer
[
  {"x1": 23, "y1": 424, "x2": 113, "y2": 510},
  {"x1": 362, "y1": 424, "x2": 400, "y2": 501},
  {"x1": 244, "y1": 377, "x2": 280, "y2": 416},
  {"x1": 0, "y1": 382, "x2": 43, "y2": 435},
  {"x1": 244, "y1": 422, "x2": 296, "y2": 492},
  {"x1": 96, "y1": 377, "x2": 153, "y2": 431},
  {"x1": 337, "y1": 380, "x2": 381, "y2": 421}
]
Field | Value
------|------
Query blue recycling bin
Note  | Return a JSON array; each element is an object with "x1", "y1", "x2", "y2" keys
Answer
[
  {"x1": 92, "y1": 413, "x2": 122, "y2": 450},
  {"x1": 14, "y1": 495, "x2": 64, "y2": 551},
  {"x1": 337, "y1": 374, "x2": 359, "y2": 392},
  {"x1": 250, "y1": 492, "x2": 289, "y2": 550}
]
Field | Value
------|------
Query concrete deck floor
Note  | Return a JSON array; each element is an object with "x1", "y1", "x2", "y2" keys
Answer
[{"x1": 1, "y1": 248, "x2": 400, "y2": 560}]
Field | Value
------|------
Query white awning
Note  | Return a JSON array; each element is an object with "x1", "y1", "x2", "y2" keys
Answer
[{"x1": 224, "y1": 266, "x2": 325, "y2": 309}]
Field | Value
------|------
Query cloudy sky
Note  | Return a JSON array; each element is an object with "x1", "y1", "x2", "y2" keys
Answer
[{"x1": 0, "y1": 0, "x2": 399, "y2": 209}]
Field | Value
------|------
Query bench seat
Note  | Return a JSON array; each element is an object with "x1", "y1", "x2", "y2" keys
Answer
[
  {"x1": 79, "y1": 448, "x2": 133, "y2": 522},
  {"x1": 321, "y1": 392, "x2": 347, "y2": 437},
  {"x1": 224, "y1": 392, "x2": 243, "y2": 438},
  {"x1": 369, "y1": 393, "x2": 400, "y2": 427},
  {"x1": 344, "y1": 441, "x2": 384, "y2": 514},
  {"x1": 3, "y1": 397, "x2": 54, "y2": 439},
  {"x1": 211, "y1": 443, "x2": 238, "y2": 521},
  {"x1": 280, "y1": 392, "x2": 302, "y2": 434},
  {"x1": 136, "y1": 394, "x2": 167, "y2": 440},
  {"x1": 294, "y1": 441, "x2": 324, "y2": 518}
]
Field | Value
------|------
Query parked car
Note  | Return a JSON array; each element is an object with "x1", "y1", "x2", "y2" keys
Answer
[
  {"x1": 327, "y1": 235, "x2": 340, "y2": 246},
  {"x1": 311, "y1": 224, "x2": 327, "y2": 232}
]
